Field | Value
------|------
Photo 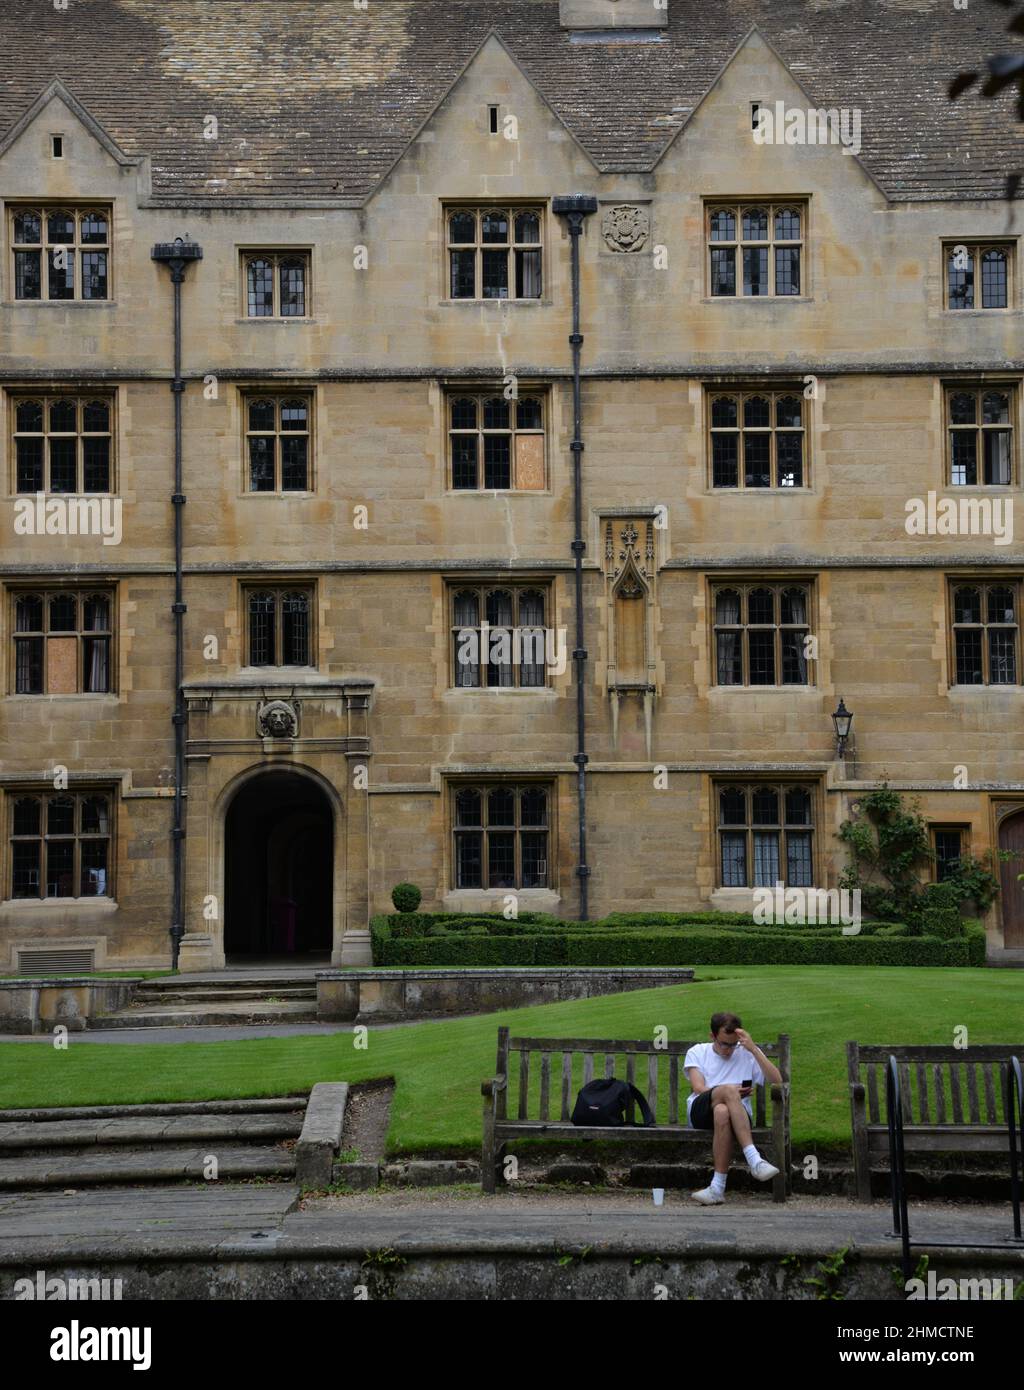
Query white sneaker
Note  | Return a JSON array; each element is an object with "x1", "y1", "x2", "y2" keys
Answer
[
  {"x1": 749, "y1": 1159, "x2": 780, "y2": 1182},
  {"x1": 691, "y1": 1185, "x2": 725, "y2": 1205}
]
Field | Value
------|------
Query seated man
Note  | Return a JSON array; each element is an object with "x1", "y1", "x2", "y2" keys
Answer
[{"x1": 684, "y1": 1011, "x2": 783, "y2": 1205}]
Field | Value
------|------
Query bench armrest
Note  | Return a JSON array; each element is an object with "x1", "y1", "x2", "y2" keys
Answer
[
  {"x1": 850, "y1": 1082, "x2": 865, "y2": 1101},
  {"x1": 482, "y1": 1074, "x2": 507, "y2": 1099},
  {"x1": 770, "y1": 1082, "x2": 789, "y2": 1107}
]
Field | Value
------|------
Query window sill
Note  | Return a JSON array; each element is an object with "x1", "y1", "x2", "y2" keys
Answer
[
  {"x1": 0, "y1": 896, "x2": 117, "y2": 911},
  {"x1": 3, "y1": 300, "x2": 116, "y2": 309},
  {"x1": 238, "y1": 491, "x2": 316, "y2": 499},
  {"x1": 5, "y1": 692, "x2": 118, "y2": 701},
  {"x1": 705, "y1": 487, "x2": 812, "y2": 495},
  {"x1": 701, "y1": 296, "x2": 813, "y2": 305},
  {"x1": 942, "y1": 308, "x2": 1019, "y2": 316},
  {"x1": 709, "y1": 685, "x2": 818, "y2": 694},
  {"x1": 235, "y1": 666, "x2": 321, "y2": 679},
  {"x1": 439, "y1": 299, "x2": 550, "y2": 308},
  {"x1": 446, "y1": 488, "x2": 551, "y2": 498},
  {"x1": 234, "y1": 317, "x2": 316, "y2": 325},
  {"x1": 444, "y1": 686, "x2": 557, "y2": 697}
]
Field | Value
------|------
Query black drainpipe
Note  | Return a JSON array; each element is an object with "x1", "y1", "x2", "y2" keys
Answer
[
  {"x1": 151, "y1": 237, "x2": 203, "y2": 970},
  {"x1": 552, "y1": 195, "x2": 597, "y2": 920}
]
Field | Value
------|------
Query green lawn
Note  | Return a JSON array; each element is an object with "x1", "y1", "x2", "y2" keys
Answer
[{"x1": 0, "y1": 966, "x2": 1018, "y2": 1154}]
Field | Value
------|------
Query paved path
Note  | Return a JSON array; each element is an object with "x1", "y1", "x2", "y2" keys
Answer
[{"x1": 1, "y1": 1186, "x2": 1022, "y2": 1262}]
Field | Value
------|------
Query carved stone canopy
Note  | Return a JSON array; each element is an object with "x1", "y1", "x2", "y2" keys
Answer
[
  {"x1": 601, "y1": 204, "x2": 650, "y2": 253},
  {"x1": 257, "y1": 699, "x2": 299, "y2": 739}
]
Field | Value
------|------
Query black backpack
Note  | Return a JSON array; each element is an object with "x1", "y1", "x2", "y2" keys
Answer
[{"x1": 571, "y1": 1077, "x2": 656, "y2": 1127}]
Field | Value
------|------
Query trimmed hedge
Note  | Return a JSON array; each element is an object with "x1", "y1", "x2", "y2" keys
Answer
[{"x1": 370, "y1": 914, "x2": 986, "y2": 969}]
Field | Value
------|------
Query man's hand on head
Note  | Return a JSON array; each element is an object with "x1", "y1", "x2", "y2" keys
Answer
[{"x1": 734, "y1": 1027, "x2": 758, "y2": 1053}]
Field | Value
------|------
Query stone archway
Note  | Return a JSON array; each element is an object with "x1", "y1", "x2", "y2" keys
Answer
[{"x1": 223, "y1": 768, "x2": 334, "y2": 960}]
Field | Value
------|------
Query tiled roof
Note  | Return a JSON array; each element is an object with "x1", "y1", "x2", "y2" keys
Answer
[{"x1": 0, "y1": 0, "x2": 1021, "y2": 202}]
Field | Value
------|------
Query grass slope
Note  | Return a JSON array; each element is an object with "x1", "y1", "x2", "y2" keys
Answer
[{"x1": 0, "y1": 966, "x2": 1018, "y2": 1153}]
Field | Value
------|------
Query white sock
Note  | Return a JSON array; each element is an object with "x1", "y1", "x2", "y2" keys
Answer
[
  {"x1": 743, "y1": 1145, "x2": 762, "y2": 1167},
  {"x1": 710, "y1": 1171, "x2": 728, "y2": 1194}
]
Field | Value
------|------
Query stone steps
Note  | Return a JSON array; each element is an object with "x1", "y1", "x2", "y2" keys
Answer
[
  {"x1": 93, "y1": 973, "x2": 320, "y2": 1028},
  {"x1": 0, "y1": 1112, "x2": 304, "y2": 1150},
  {"x1": 0, "y1": 1143, "x2": 296, "y2": 1189},
  {"x1": 0, "y1": 1098, "x2": 308, "y2": 1190},
  {"x1": 96, "y1": 1000, "x2": 319, "y2": 1027},
  {"x1": 132, "y1": 985, "x2": 315, "y2": 1003}
]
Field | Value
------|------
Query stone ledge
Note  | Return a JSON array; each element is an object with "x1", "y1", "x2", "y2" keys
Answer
[{"x1": 295, "y1": 1083, "x2": 349, "y2": 1189}]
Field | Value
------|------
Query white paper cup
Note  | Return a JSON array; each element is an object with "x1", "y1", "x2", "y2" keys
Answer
[{"x1": 652, "y1": 1188, "x2": 665, "y2": 1206}]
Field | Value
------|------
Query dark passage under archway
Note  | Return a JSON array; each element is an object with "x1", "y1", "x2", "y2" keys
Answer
[{"x1": 225, "y1": 770, "x2": 333, "y2": 960}]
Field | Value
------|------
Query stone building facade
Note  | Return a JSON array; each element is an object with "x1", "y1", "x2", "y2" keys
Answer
[{"x1": 1, "y1": 0, "x2": 1023, "y2": 971}]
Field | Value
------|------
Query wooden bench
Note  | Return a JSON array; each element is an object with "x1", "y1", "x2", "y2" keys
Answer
[
  {"x1": 482, "y1": 1026, "x2": 791, "y2": 1201},
  {"x1": 847, "y1": 1042, "x2": 1024, "y2": 1201}
]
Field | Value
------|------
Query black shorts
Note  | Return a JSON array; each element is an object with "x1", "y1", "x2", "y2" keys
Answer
[{"x1": 688, "y1": 1089, "x2": 717, "y2": 1130}]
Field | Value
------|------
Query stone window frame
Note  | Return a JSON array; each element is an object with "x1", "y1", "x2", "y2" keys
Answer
[
  {"x1": 240, "y1": 390, "x2": 314, "y2": 495},
  {"x1": 239, "y1": 580, "x2": 318, "y2": 670},
  {"x1": 942, "y1": 240, "x2": 1015, "y2": 312},
  {"x1": 239, "y1": 248, "x2": 312, "y2": 319},
  {"x1": 705, "y1": 200, "x2": 807, "y2": 300},
  {"x1": 947, "y1": 576, "x2": 1021, "y2": 688},
  {"x1": 705, "y1": 385, "x2": 808, "y2": 490},
  {"x1": 447, "y1": 579, "x2": 554, "y2": 690},
  {"x1": 9, "y1": 389, "x2": 116, "y2": 495},
  {"x1": 9, "y1": 204, "x2": 112, "y2": 302},
  {"x1": 930, "y1": 824, "x2": 970, "y2": 883},
  {"x1": 447, "y1": 778, "x2": 554, "y2": 891},
  {"x1": 709, "y1": 577, "x2": 816, "y2": 688},
  {"x1": 9, "y1": 585, "x2": 115, "y2": 696},
  {"x1": 6, "y1": 785, "x2": 115, "y2": 901},
  {"x1": 944, "y1": 382, "x2": 1018, "y2": 489},
  {"x1": 445, "y1": 386, "x2": 548, "y2": 492},
  {"x1": 712, "y1": 778, "x2": 820, "y2": 890},
  {"x1": 443, "y1": 203, "x2": 545, "y2": 303}
]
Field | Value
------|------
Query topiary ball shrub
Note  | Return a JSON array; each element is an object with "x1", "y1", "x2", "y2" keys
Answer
[{"x1": 391, "y1": 882, "x2": 422, "y2": 914}]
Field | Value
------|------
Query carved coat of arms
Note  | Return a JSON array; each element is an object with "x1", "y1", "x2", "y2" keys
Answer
[{"x1": 602, "y1": 204, "x2": 650, "y2": 253}]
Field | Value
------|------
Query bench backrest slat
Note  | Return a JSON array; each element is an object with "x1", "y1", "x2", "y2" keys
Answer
[
  {"x1": 867, "y1": 1064, "x2": 880, "y2": 1123},
  {"x1": 647, "y1": 1054, "x2": 658, "y2": 1113},
  {"x1": 916, "y1": 1062, "x2": 929, "y2": 1123},
  {"x1": 625, "y1": 1054, "x2": 637, "y2": 1123},
  {"x1": 583, "y1": 1052, "x2": 594, "y2": 1088},
  {"x1": 949, "y1": 1064, "x2": 964, "y2": 1124},
  {"x1": 604, "y1": 1053, "x2": 615, "y2": 1080},
  {"x1": 539, "y1": 1052, "x2": 551, "y2": 1122},
  {"x1": 518, "y1": 1048, "x2": 531, "y2": 1121},
  {"x1": 934, "y1": 1064, "x2": 946, "y2": 1124},
  {"x1": 983, "y1": 1064, "x2": 998, "y2": 1124},
  {"x1": 560, "y1": 1052, "x2": 572, "y2": 1121},
  {"x1": 965, "y1": 1063, "x2": 981, "y2": 1124},
  {"x1": 669, "y1": 1056, "x2": 679, "y2": 1124}
]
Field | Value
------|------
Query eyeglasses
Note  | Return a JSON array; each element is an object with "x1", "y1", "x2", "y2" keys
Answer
[{"x1": 716, "y1": 1039, "x2": 740, "y2": 1048}]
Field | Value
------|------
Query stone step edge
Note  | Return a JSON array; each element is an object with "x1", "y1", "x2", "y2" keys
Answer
[
  {"x1": 0, "y1": 1097, "x2": 310, "y2": 1123},
  {"x1": 91, "y1": 1010, "x2": 319, "y2": 1028},
  {"x1": 0, "y1": 1150, "x2": 298, "y2": 1188},
  {"x1": 0, "y1": 1121, "x2": 305, "y2": 1152}
]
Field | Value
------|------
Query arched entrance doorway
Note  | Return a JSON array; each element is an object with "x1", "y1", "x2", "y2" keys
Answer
[
  {"x1": 998, "y1": 809, "x2": 1024, "y2": 948},
  {"x1": 224, "y1": 769, "x2": 333, "y2": 961}
]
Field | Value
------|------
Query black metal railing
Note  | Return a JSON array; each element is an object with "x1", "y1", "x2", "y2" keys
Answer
[{"x1": 886, "y1": 1053, "x2": 1024, "y2": 1281}]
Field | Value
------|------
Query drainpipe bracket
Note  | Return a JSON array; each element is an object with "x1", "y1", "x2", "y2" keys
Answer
[
  {"x1": 573, "y1": 753, "x2": 589, "y2": 768},
  {"x1": 569, "y1": 333, "x2": 584, "y2": 347},
  {"x1": 570, "y1": 539, "x2": 586, "y2": 555},
  {"x1": 569, "y1": 440, "x2": 585, "y2": 453}
]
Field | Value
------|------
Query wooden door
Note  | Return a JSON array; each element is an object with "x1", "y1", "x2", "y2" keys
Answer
[{"x1": 998, "y1": 811, "x2": 1024, "y2": 947}]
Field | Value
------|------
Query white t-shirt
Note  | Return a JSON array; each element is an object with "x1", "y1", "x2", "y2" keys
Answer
[{"x1": 683, "y1": 1042, "x2": 765, "y2": 1123}]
